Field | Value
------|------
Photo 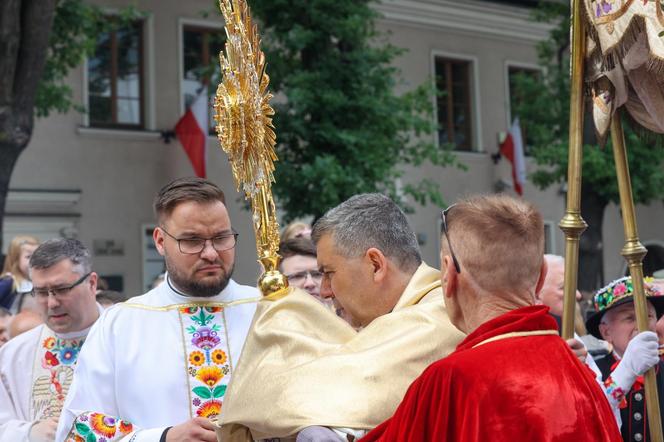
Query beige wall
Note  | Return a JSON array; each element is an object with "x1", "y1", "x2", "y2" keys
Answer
[{"x1": 5, "y1": 0, "x2": 663, "y2": 296}]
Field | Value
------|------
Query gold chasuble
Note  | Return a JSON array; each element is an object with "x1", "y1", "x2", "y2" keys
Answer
[{"x1": 218, "y1": 263, "x2": 466, "y2": 441}]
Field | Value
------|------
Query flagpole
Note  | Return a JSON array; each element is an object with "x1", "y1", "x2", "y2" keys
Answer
[{"x1": 560, "y1": 0, "x2": 587, "y2": 341}]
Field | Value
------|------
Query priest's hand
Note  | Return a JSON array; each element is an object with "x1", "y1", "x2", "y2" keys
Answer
[
  {"x1": 612, "y1": 331, "x2": 659, "y2": 391},
  {"x1": 28, "y1": 417, "x2": 58, "y2": 442},
  {"x1": 566, "y1": 338, "x2": 587, "y2": 363},
  {"x1": 166, "y1": 417, "x2": 217, "y2": 442}
]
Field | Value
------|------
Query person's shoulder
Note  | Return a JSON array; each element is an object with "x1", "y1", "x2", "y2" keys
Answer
[
  {"x1": 0, "y1": 324, "x2": 44, "y2": 360},
  {"x1": 225, "y1": 280, "x2": 260, "y2": 302}
]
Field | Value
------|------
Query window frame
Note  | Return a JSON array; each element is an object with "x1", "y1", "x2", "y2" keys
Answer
[
  {"x1": 177, "y1": 18, "x2": 224, "y2": 127},
  {"x1": 504, "y1": 61, "x2": 542, "y2": 151},
  {"x1": 430, "y1": 50, "x2": 482, "y2": 152},
  {"x1": 86, "y1": 18, "x2": 146, "y2": 130}
]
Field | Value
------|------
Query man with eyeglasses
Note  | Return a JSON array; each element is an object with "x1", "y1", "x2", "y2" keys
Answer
[
  {"x1": 362, "y1": 194, "x2": 620, "y2": 442},
  {"x1": 57, "y1": 177, "x2": 258, "y2": 442},
  {"x1": 278, "y1": 238, "x2": 324, "y2": 299},
  {"x1": 0, "y1": 238, "x2": 101, "y2": 442}
]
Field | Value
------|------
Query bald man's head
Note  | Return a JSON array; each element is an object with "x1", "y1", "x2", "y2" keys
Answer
[{"x1": 9, "y1": 311, "x2": 42, "y2": 339}]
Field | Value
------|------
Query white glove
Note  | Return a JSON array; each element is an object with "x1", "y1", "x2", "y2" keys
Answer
[{"x1": 611, "y1": 331, "x2": 660, "y2": 392}]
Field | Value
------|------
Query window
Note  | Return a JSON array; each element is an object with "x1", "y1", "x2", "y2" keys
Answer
[
  {"x1": 507, "y1": 66, "x2": 540, "y2": 152},
  {"x1": 181, "y1": 26, "x2": 225, "y2": 132},
  {"x1": 88, "y1": 20, "x2": 144, "y2": 128},
  {"x1": 435, "y1": 57, "x2": 473, "y2": 151}
]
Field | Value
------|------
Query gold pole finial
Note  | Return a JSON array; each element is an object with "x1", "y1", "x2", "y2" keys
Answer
[{"x1": 214, "y1": 0, "x2": 287, "y2": 296}]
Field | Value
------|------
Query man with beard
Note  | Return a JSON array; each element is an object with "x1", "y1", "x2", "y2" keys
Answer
[{"x1": 57, "y1": 177, "x2": 259, "y2": 442}]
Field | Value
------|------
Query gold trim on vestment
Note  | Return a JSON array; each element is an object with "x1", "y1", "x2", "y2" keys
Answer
[
  {"x1": 471, "y1": 330, "x2": 559, "y2": 349},
  {"x1": 120, "y1": 297, "x2": 261, "y2": 311}
]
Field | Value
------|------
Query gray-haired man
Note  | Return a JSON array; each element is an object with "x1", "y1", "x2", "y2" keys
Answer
[
  {"x1": 219, "y1": 193, "x2": 465, "y2": 441},
  {"x1": 0, "y1": 239, "x2": 100, "y2": 442}
]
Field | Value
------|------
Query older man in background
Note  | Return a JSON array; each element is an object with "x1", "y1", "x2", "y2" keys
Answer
[{"x1": 0, "y1": 239, "x2": 101, "y2": 442}]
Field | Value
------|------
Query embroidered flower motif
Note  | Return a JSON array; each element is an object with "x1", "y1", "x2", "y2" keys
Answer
[
  {"x1": 192, "y1": 397, "x2": 202, "y2": 406},
  {"x1": 192, "y1": 327, "x2": 221, "y2": 350},
  {"x1": 196, "y1": 366, "x2": 223, "y2": 387},
  {"x1": 211, "y1": 349, "x2": 227, "y2": 365},
  {"x1": 196, "y1": 400, "x2": 222, "y2": 418},
  {"x1": 44, "y1": 351, "x2": 59, "y2": 367},
  {"x1": 189, "y1": 351, "x2": 205, "y2": 366},
  {"x1": 43, "y1": 337, "x2": 56, "y2": 349},
  {"x1": 90, "y1": 413, "x2": 117, "y2": 438},
  {"x1": 80, "y1": 414, "x2": 89, "y2": 422},
  {"x1": 118, "y1": 420, "x2": 133, "y2": 434},
  {"x1": 613, "y1": 282, "x2": 627, "y2": 297},
  {"x1": 180, "y1": 306, "x2": 198, "y2": 314},
  {"x1": 59, "y1": 347, "x2": 78, "y2": 365}
]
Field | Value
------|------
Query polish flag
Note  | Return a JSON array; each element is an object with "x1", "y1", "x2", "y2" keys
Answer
[
  {"x1": 499, "y1": 118, "x2": 526, "y2": 195},
  {"x1": 175, "y1": 90, "x2": 208, "y2": 178}
]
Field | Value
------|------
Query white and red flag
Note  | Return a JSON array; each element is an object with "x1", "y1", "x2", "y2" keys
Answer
[
  {"x1": 499, "y1": 117, "x2": 526, "y2": 195},
  {"x1": 175, "y1": 89, "x2": 208, "y2": 178}
]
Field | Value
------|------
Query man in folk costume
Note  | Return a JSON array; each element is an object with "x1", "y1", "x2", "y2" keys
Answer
[
  {"x1": 586, "y1": 277, "x2": 664, "y2": 442},
  {"x1": 218, "y1": 193, "x2": 465, "y2": 441},
  {"x1": 57, "y1": 178, "x2": 258, "y2": 442},
  {"x1": 362, "y1": 194, "x2": 622, "y2": 442},
  {"x1": 0, "y1": 239, "x2": 102, "y2": 442}
]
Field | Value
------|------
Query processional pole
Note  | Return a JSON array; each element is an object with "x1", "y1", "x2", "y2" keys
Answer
[
  {"x1": 610, "y1": 115, "x2": 663, "y2": 441},
  {"x1": 560, "y1": 0, "x2": 587, "y2": 341},
  {"x1": 563, "y1": 1, "x2": 662, "y2": 440}
]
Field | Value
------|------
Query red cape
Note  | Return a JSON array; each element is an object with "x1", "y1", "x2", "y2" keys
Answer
[{"x1": 362, "y1": 306, "x2": 621, "y2": 442}]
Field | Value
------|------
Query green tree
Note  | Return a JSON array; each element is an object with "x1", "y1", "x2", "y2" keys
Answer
[
  {"x1": 247, "y1": 0, "x2": 461, "y2": 220},
  {"x1": 0, "y1": 0, "x2": 137, "y2": 252},
  {"x1": 511, "y1": 1, "x2": 664, "y2": 291}
]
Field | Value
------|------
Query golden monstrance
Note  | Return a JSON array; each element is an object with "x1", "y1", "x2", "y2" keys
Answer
[{"x1": 213, "y1": 0, "x2": 287, "y2": 297}]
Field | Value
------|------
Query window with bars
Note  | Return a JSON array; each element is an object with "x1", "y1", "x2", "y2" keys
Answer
[
  {"x1": 88, "y1": 20, "x2": 144, "y2": 128},
  {"x1": 182, "y1": 26, "x2": 225, "y2": 133},
  {"x1": 435, "y1": 57, "x2": 473, "y2": 151}
]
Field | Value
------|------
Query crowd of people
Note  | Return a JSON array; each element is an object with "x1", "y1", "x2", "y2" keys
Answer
[{"x1": 0, "y1": 176, "x2": 663, "y2": 441}]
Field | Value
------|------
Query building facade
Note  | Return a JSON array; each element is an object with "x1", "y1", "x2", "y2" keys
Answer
[{"x1": 4, "y1": 0, "x2": 663, "y2": 296}]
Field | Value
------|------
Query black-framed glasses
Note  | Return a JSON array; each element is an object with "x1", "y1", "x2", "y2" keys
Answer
[
  {"x1": 160, "y1": 227, "x2": 238, "y2": 254},
  {"x1": 31, "y1": 272, "x2": 92, "y2": 300},
  {"x1": 285, "y1": 270, "x2": 323, "y2": 285},
  {"x1": 441, "y1": 205, "x2": 461, "y2": 273}
]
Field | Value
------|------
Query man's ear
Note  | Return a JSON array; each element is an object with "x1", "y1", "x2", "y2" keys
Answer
[
  {"x1": 153, "y1": 227, "x2": 166, "y2": 257},
  {"x1": 598, "y1": 321, "x2": 611, "y2": 342},
  {"x1": 535, "y1": 258, "x2": 548, "y2": 295},
  {"x1": 88, "y1": 272, "x2": 98, "y2": 294},
  {"x1": 366, "y1": 248, "x2": 388, "y2": 283},
  {"x1": 442, "y1": 255, "x2": 457, "y2": 299}
]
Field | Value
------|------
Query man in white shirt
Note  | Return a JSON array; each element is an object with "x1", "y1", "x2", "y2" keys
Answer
[
  {"x1": 57, "y1": 177, "x2": 259, "y2": 442},
  {"x1": 0, "y1": 238, "x2": 101, "y2": 442}
]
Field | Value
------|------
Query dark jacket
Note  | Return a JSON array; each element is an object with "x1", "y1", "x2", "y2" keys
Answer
[{"x1": 596, "y1": 353, "x2": 664, "y2": 442}]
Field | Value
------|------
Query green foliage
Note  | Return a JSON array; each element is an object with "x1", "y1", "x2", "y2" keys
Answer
[
  {"x1": 512, "y1": 1, "x2": 664, "y2": 206},
  {"x1": 36, "y1": 0, "x2": 142, "y2": 117},
  {"x1": 240, "y1": 0, "x2": 460, "y2": 219}
]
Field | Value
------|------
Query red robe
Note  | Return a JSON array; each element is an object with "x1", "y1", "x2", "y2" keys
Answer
[{"x1": 362, "y1": 306, "x2": 621, "y2": 442}]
